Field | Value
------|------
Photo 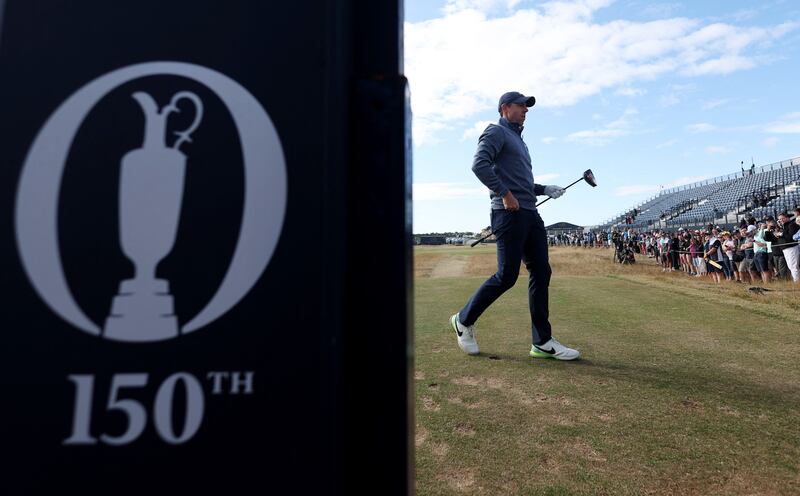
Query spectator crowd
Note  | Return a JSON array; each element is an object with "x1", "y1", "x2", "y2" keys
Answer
[{"x1": 552, "y1": 208, "x2": 800, "y2": 284}]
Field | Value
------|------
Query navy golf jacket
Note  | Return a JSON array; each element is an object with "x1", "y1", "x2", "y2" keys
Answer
[{"x1": 471, "y1": 117, "x2": 545, "y2": 211}]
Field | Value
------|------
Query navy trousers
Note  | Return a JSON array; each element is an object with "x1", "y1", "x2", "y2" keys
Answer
[{"x1": 459, "y1": 208, "x2": 552, "y2": 345}]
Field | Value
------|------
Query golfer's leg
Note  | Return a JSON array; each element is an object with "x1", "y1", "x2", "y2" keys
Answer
[
  {"x1": 521, "y1": 210, "x2": 552, "y2": 346},
  {"x1": 459, "y1": 210, "x2": 523, "y2": 326}
]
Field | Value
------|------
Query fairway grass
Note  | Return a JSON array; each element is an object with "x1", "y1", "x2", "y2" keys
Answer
[{"x1": 414, "y1": 246, "x2": 800, "y2": 495}]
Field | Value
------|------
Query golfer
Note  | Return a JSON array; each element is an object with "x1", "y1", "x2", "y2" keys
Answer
[{"x1": 450, "y1": 91, "x2": 580, "y2": 360}]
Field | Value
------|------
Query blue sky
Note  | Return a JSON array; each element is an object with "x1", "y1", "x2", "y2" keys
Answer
[{"x1": 406, "y1": 0, "x2": 800, "y2": 233}]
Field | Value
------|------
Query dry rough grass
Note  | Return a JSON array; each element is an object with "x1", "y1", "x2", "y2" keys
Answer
[
  {"x1": 414, "y1": 245, "x2": 800, "y2": 496},
  {"x1": 416, "y1": 245, "x2": 800, "y2": 322}
]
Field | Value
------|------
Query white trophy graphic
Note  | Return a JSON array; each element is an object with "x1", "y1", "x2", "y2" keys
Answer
[{"x1": 104, "y1": 91, "x2": 203, "y2": 341}]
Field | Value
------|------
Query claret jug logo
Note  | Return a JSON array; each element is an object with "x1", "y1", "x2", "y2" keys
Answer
[{"x1": 15, "y1": 62, "x2": 287, "y2": 342}]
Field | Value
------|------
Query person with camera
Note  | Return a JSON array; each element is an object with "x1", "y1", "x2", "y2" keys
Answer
[
  {"x1": 669, "y1": 231, "x2": 681, "y2": 271},
  {"x1": 721, "y1": 231, "x2": 735, "y2": 281},
  {"x1": 793, "y1": 208, "x2": 800, "y2": 242},
  {"x1": 764, "y1": 216, "x2": 789, "y2": 279},
  {"x1": 684, "y1": 231, "x2": 695, "y2": 274},
  {"x1": 612, "y1": 228, "x2": 625, "y2": 262},
  {"x1": 753, "y1": 222, "x2": 771, "y2": 284},
  {"x1": 658, "y1": 231, "x2": 670, "y2": 271},
  {"x1": 639, "y1": 231, "x2": 647, "y2": 258},
  {"x1": 730, "y1": 231, "x2": 743, "y2": 282},
  {"x1": 734, "y1": 228, "x2": 750, "y2": 283},
  {"x1": 704, "y1": 229, "x2": 723, "y2": 284},
  {"x1": 677, "y1": 230, "x2": 690, "y2": 273},
  {"x1": 627, "y1": 239, "x2": 637, "y2": 263},
  {"x1": 689, "y1": 235, "x2": 703, "y2": 277}
]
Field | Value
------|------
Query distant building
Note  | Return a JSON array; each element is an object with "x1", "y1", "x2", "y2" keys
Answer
[
  {"x1": 416, "y1": 235, "x2": 446, "y2": 245},
  {"x1": 545, "y1": 222, "x2": 584, "y2": 236},
  {"x1": 475, "y1": 226, "x2": 495, "y2": 244}
]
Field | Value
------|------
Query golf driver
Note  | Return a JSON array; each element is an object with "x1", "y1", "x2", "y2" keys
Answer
[{"x1": 470, "y1": 169, "x2": 597, "y2": 247}]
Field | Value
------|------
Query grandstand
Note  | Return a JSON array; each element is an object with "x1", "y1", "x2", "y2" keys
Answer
[{"x1": 597, "y1": 157, "x2": 800, "y2": 231}]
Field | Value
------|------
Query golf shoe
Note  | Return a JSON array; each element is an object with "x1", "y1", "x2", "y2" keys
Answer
[
  {"x1": 530, "y1": 338, "x2": 580, "y2": 360},
  {"x1": 450, "y1": 314, "x2": 479, "y2": 355}
]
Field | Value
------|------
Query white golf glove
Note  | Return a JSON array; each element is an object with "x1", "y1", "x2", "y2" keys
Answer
[{"x1": 544, "y1": 185, "x2": 565, "y2": 198}]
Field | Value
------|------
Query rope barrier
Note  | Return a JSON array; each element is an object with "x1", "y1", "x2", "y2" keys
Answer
[
  {"x1": 609, "y1": 245, "x2": 800, "y2": 285},
  {"x1": 636, "y1": 240, "x2": 800, "y2": 255}
]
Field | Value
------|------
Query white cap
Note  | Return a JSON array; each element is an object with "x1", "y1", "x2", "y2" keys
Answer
[{"x1": 746, "y1": 225, "x2": 756, "y2": 233}]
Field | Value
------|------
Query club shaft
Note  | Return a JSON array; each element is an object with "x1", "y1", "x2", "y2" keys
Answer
[
  {"x1": 471, "y1": 174, "x2": 589, "y2": 247},
  {"x1": 535, "y1": 175, "x2": 583, "y2": 207},
  {"x1": 470, "y1": 235, "x2": 489, "y2": 247}
]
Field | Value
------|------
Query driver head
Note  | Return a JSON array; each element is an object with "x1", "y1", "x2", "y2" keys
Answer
[{"x1": 583, "y1": 169, "x2": 597, "y2": 187}]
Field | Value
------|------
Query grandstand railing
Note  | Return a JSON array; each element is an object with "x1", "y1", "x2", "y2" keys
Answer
[
  {"x1": 596, "y1": 156, "x2": 800, "y2": 228},
  {"x1": 661, "y1": 157, "x2": 800, "y2": 195}
]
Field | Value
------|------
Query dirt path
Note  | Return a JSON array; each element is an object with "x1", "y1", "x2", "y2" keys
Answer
[{"x1": 429, "y1": 256, "x2": 468, "y2": 278}]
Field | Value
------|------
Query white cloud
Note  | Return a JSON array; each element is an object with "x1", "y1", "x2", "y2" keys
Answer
[
  {"x1": 724, "y1": 9, "x2": 759, "y2": 22},
  {"x1": 660, "y1": 94, "x2": 680, "y2": 108},
  {"x1": 615, "y1": 175, "x2": 712, "y2": 196},
  {"x1": 764, "y1": 112, "x2": 800, "y2": 133},
  {"x1": 566, "y1": 107, "x2": 637, "y2": 145},
  {"x1": 406, "y1": 3, "x2": 797, "y2": 144},
  {"x1": 660, "y1": 83, "x2": 696, "y2": 107},
  {"x1": 614, "y1": 184, "x2": 663, "y2": 196},
  {"x1": 461, "y1": 120, "x2": 495, "y2": 141},
  {"x1": 413, "y1": 118, "x2": 446, "y2": 147},
  {"x1": 615, "y1": 87, "x2": 647, "y2": 97},
  {"x1": 443, "y1": 0, "x2": 522, "y2": 15},
  {"x1": 763, "y1": 136, "x2": 779, "y2": 147},
  {"x1": 541, "y1": 136, "x2": 557, "y2": 144},
  {"x1": 702, "y1": 98, "x2": 729, "y2": 110},
  {"x1": 686, "y1": 122, "x2": 716, "y2": 133},
  {"x1": 567, "y1": 128, "x2": 628, "y2": 146},
  {"x1": 608, "y1": 107, "x2": 638, "y2": 127},
  {"x1": 536, "y1": 173, "x2": 561, "y2": 183},
  {"x1": 639, "y1": 2, "x2": 683, "y2": 19},
  {"x1": 529, "y1": 0, "x2": 612, "y2": 23},
  {"x1": 682, "y1": 55, "x2": 756, "y2": 76},
  {"x1": 656, "y1": 138, "x2": 678, "y2": 148},
  {"x1": 705, "y1": 145, "x2": 731, "y2": 154},
  {"x1": 413, "y1": 182, "x2": 490, "y2": 201},
  {"x1": 414, "y1": 175, "x2": 561, "y2": 200}
]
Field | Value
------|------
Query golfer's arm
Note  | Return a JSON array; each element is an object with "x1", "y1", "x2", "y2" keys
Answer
[{"x1": 471, "y1": 126, "x2": 508, "y2": 197}]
